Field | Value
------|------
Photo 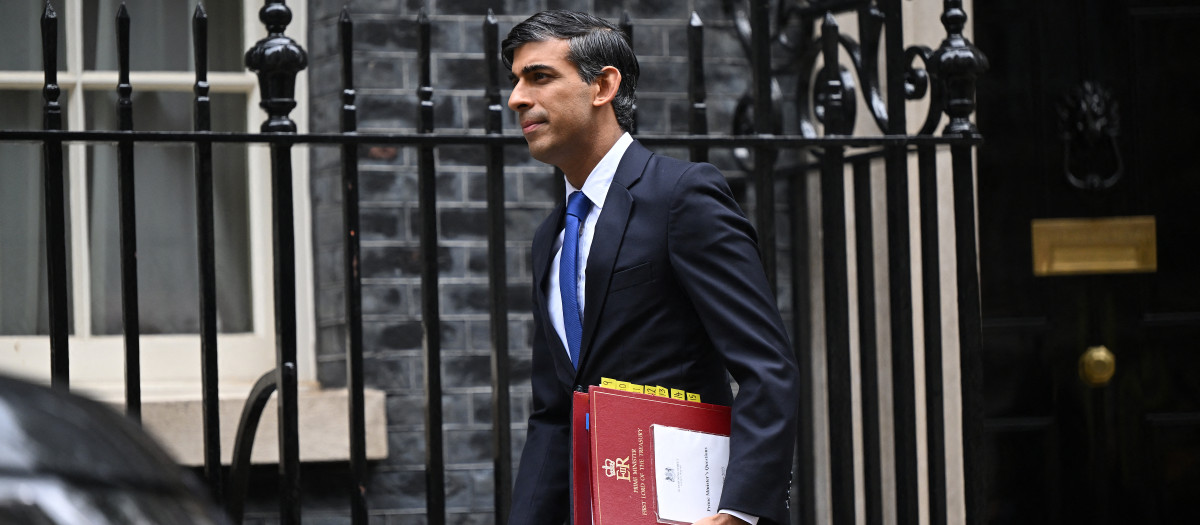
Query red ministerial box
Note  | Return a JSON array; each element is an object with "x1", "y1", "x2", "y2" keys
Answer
[
  {"x1": 571, "y1": 390, "x2": 593, "y2": 525},
  {"x1": 573, "y1": 386, "x2": 731, "y2": 525}
]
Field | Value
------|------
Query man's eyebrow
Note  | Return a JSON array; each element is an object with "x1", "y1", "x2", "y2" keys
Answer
[{"x1": 520, "y1": 64, "x2": 556, "y2": 75}]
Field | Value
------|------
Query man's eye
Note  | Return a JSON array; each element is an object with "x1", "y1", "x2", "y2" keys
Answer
[{"x1": 534, "y1": 73, "x2": 549, "y2": 81}]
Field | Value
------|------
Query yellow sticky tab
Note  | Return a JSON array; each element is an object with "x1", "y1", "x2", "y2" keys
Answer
[
  {"x1": 670, "y1": 388, "x2": 686, "y2": 400},
  {"x1": 686, "y1": 393, "x2": 701, "y2": 403},
  {"x1": 600, "y1": 377, "x2": 618, "y2": 388},
  {"x1": 627, "y1": 384, "x2": 644, "y2": 394},
  {"x1": 617, "y1": 381, "x2": 631, "y2": 392},
  {"x1": 653, "y1": 386, "x2": 670, "y2": 398}
]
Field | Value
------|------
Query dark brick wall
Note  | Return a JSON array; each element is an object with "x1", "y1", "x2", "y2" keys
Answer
[{"x1": 296, "y1": 1, "x2": 790, "y2": 523}]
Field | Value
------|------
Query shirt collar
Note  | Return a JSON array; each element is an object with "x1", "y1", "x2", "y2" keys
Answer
[{"x1": 564, "y1": 132, "x2": 633, "y2": 210}]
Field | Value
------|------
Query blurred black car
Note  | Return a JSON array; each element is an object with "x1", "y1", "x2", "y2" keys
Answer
[{"x1": 0, "y1": 375, "x2": 230, "y2": 524}]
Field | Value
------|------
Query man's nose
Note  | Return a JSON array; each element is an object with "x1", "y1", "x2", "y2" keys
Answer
[{"x1": 508, "y1": 82, "x2": 530, "y2": 111}]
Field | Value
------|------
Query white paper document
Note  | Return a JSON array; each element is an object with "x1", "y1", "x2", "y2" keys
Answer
[{"x1": 651, "y1": 425, "x2": 730, "y2": 523}]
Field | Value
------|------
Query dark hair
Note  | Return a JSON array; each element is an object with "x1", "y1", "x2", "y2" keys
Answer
[{"x1": 502, "y1": 10, "x2": 640, "y2": 132}]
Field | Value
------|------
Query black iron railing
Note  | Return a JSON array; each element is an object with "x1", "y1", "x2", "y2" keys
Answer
[
  {"x1": 192, "y1": 3, "x2": 224, "y2": 506},
  {"x1": 0, "y1": 1, "x2": 987, "y2": 524},
  {"x1": 337, "y1": 9, "x2": 369, "y2": 525}
]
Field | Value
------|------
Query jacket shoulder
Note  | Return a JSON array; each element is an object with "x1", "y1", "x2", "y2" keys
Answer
[{"x1": 638, "y1": 151, "x2": 725, "y2": 189}]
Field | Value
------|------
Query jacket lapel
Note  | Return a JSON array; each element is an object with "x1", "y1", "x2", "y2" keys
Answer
[
  {"x1": 575, "y1": 141, "x2": 653, "y2": 379},
  {"x1": 532, "y1": 203, "x2": 564, "y2": 298},
  {"x1": 532, "y1": 203, "x2": 576, "y2": 378}
]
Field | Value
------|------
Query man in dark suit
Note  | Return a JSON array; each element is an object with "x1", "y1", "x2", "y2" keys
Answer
[{"x1": 503, "y1": 10, "x2": 800, "y2": 525}]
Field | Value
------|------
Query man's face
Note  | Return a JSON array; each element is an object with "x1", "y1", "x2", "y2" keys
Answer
[{"x1": 508, "y1": 38, "x2": 599, "y2": 169}]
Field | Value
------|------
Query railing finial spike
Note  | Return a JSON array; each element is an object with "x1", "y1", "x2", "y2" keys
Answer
[
  {"x1": 117, "y1": 2, "x2": 129, "y2": 18},
  {"x1": 690, "y1": 11, "x2": 702, "y2": 27},
  {"x1": 41, "y1": 2, "x2": 57, "y2": 27},
  {"x1": 245, "y1": 0, "x2": 308, "y2": 133},
  {"x1": 194, "y1": 2, "x2": 206, "y2": 18},
  {"x1": 942, "y1": 0, "x2": 966, "y2": 34},
  {"x1": 340, "y1": 5, "x2": 351, "y2": 22},
  {"x1": 930, "y1": 0, "x2": 988, "y2": 136}
]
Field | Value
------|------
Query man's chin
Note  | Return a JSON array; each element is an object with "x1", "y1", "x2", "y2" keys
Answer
[{"x1": 526, "y1": 142, "x2": 556, "y2": 166}]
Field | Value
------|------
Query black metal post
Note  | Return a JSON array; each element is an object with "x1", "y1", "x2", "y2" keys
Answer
[
  {"x1": 620, "y1": 12, "x2": 637, "y2": 134},
  {"x1": 917, "y1": 144, "x2": 947, "y2": 525},
  {"x1": 269, "y1": 99, "x2": 303, "y2": 525},
  {"x1": 483, "y1": 10, "x2": 512, "y2": 525},
  {"x1": 881, "y1": 0, "x2": 920, "y2": 521},
  {"x1": 687, "y1": 12, "x2": 708, "y2": 163},
  {"x1": 268, "y1": 118, "x2": 302, "y2": 524},
  {"x1": 751, "y1": 0, "x2": 777, "y2": 285},
  {"x1": 338, "y1": 8, "x2": 369, "y2": 525},
  {"x1": 853, "y1": 157, "x2": 883, "y2": 525},
  {"x1": 952, "y1": 140, "x2": 984, "y2": 525},
  {"x1": 40, "y1": 1, "x2": 69, "y2": 390},
  {"x1": 244, "y1": 1, "x2": 307, "y2": 522},
  {"x1": 115, "y1": 2, "x2": 142, "y2": 424},
  {"x1": 819, "y1": 14, "x2": 855, "y2": 525},
  {"x1": 931, "y1": 2, "x2": 988, "y2": 521},
  {"x1": 192, "y1": 3, "x2": 223, "y2": 502},
  {"x1": 417, "y1": 9, "x2": 447, "y2": 525},
  {"x1": 789, "y1": 166, "x2": 816, "y2": 525},
  {"x1": 886, "y1": 148, "x2": 920, "y2": 525}
]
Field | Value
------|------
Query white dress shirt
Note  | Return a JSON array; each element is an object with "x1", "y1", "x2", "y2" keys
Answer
[
  {"x1": 547, "y1": 132, "x2": 631, "y2": 354},
  {"x1": 546, "y1": 132, "x2": 759, "y2": 525}
]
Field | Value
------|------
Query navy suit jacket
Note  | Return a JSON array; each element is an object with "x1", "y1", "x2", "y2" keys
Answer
[{"x1": 509, "y1": 140, "x2": 800, "y2": 525}]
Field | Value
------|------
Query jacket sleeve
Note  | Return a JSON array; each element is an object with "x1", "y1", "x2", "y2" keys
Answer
[
  {"x1": 665, "y1": 162, "x2": 801, "y2": 524},
  {"x1": 509, "y1": 311, "x2": 572, "y2": 525}
]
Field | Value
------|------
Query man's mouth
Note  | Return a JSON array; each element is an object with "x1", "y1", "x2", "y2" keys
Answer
[{"x1": 521, "y1": 120, "x2": 545, "y2": 134}]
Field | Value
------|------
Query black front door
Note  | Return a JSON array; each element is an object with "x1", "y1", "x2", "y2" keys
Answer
[{"x1": 973, "y1": 0, "x2": 1200, "y2": 523}]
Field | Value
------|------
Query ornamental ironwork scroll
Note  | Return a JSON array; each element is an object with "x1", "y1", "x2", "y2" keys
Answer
[{"x1": 723, "y1": 0, "x2": 987, "y2": 140}]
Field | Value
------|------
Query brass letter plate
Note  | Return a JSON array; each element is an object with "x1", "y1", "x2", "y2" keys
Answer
[{"x1": 1031, "y1": 216, "x2": 1156, "y2": 276}]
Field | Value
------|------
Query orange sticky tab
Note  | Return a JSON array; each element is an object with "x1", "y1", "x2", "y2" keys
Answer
[
  {"x1": 670, "y1": 388, "x2": 686, "y2": 400},
  {"x1": 686, "y1": 393, "x2": 701, "y2": 403}
]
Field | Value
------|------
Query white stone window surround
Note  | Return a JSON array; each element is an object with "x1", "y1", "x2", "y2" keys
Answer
[{"x1": 0, "y1": 0, "x2": 386, "y2": 465}]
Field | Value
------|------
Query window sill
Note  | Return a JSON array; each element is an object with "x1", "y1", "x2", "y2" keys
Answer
[{"x1": 109, "y1": 387, "x2": 388, "y2": 466}]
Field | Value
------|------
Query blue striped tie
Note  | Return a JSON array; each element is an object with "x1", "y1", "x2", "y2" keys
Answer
[{"x1": 562, "y1": 191, "x2": 592, "y2": 369}]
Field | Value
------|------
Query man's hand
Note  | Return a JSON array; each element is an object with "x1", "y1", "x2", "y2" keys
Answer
[{"x1": 692, "y1": 514, "x2": 750, "y2": 525}]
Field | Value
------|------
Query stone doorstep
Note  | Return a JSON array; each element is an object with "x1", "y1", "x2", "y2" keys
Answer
[{"x1": 107, "y1": 387, "x2": 389, "y2": 466}]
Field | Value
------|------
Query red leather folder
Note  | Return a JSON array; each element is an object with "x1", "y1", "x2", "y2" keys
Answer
[
  {"x1": 571, "y1": 390, "x2": 594, "y2": 525},
  {"x1": 572, "y1": 386, "x2": 732, "y2": 524}
]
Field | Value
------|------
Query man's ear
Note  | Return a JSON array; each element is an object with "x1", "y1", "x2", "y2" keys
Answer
[{"x1": 592, "y1": 66, "x2": 622, "y2": 107}]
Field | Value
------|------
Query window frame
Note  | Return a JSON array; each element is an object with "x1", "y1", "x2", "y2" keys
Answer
[{"x1": 0, "y1": 0, "x2": 316, "y2": 401}]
